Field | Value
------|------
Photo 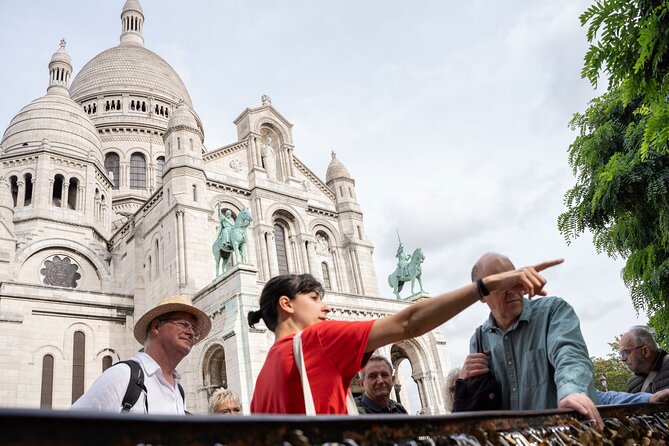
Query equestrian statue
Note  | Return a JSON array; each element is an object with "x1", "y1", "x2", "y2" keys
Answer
[
  {"x1": 212, "y1": 205, "x2": 253, "y2": 276},
  {"x1": 388, "y1": 240, "x2": 425, "y2": 300}
]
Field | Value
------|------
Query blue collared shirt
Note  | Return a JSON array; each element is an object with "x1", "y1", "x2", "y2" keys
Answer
[{"x1": 471, "y1": 296, "x2": 598, "y2": 410}]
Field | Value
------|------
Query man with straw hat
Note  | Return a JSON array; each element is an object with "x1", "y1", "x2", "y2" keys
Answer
[{"x1": 71, "y1": 295, "x2": 211, "y2": 414}]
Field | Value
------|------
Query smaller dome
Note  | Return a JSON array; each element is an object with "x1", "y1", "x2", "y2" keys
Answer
[
  {"x1": 50, "y1": 39, "x2": 72, "y2": 65},
  {"x1": 122, "y1": 0, "x2": 144, "y2": 14},
  {"x1": 167, "y1": 103, "x2": 199, "y2": 132},
  {"x1": 1, "y1": 95, "x2": 103, "y2": 164},
  {"x1": 326, "y1": 151, "x2": 352, "y2": 183}
]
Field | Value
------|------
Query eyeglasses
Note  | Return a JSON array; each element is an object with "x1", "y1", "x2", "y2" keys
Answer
[
  {"x1": 160, "y1": 318, "x2": 201, "y2": 341},
  {"x1": 618, "y1": 345, "x2": 644, "y2": 360}
]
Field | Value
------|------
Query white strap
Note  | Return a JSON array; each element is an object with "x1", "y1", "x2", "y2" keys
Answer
[
  {"x1": 293, "y1": 331, "x2": 316, "y2": 415},
  {"x1": 641, "y1": 354, "x2": 669, "y2": 392},
  {"x1": 292, "y1": 331, "x2": 359, "y2": 416}
]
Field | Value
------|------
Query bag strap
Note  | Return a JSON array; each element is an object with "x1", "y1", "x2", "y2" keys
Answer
[
  {"x1": 292, "y1": 331, "x2": 359, "y2": 416},
  {"x1": 116, "y1": 360, "x2": 148, "y2": 413},
  {"x1": 293, "y1": 331, "x2": 316, "y2": 415},
  {"x1": 475, "y1": 326, "x2": 484, "y2": 353}
]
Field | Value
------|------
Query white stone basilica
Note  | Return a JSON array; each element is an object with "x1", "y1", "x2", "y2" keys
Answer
[{"x1": 0, "y1": 0, "x2": 451, "y2": 414}]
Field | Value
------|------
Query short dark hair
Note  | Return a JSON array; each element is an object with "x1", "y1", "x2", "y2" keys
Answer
[
  {"x1": 247, "y1": 274, "x2": 324, "y2": 332},
  {"x1": 361, "y1": 356, "x2": 394, "y2": 379}
]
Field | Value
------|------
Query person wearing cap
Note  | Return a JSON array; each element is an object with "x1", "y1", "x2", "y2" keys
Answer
[{"x1": 70, "y1": 295, "x2": 211, "y2": 414}]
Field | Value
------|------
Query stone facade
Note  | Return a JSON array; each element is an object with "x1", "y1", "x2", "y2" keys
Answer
[{"x1": 0, "y1": 0, "x2": 452, "y2": 414}]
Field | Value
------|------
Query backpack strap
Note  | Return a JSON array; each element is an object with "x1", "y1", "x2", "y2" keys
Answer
[{"x1": 115, "y1": 360, "x2": 148, "y2": 413}]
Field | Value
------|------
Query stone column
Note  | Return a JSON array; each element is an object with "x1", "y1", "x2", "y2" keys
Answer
[
  {"x1": 266, "y1": 231, "x2": 279, "y2": 278},
  {"x1": 300, "y1": 238, "x2": 311, "y2": 275},
  {"x1": 77, "y1": 186, "x2": 85, "y2": 212},
  {"x1": 286, "y1": 147, "x2": 295, "y2": 177},
  {"x1": 347, "y1": 248, "x2": 360, "y2": 294},
  {"x1": 62, "y1": 182, "x2": 69, "y2": 208},
  {"x1": 16, "y1": 181, "x2": 25, "y2": 207},
  {"x1": 176, "y1": 210, "x2": 186, "y2": 286}
]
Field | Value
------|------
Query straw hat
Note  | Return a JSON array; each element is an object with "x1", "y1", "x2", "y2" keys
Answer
[{"x1": 133, "y1": 295, "x2": 211, "y2": 345}]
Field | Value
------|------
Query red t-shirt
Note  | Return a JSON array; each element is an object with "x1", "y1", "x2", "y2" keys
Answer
[{"x1": 251, "y1": 319, "x2": 375, "y2": 414}]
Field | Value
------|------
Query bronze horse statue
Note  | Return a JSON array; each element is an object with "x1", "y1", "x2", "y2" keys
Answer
[
  {"x1": 212, "y1": 207, "x2": 253, "y2": 276},
  {"x1": 388, "y1": 247, "x2": 425, "y2": 299}
]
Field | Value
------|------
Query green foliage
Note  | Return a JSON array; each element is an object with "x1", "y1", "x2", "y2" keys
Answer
[
  {"x1": 592, "y1": 336, "x2": 631, "y2": 392},
  {"x1": 561, "y1": 0, "x2": 669, "y2": 337},
  {"x1": 580, "y1": 0, "x2": 669, "y2": 158}
]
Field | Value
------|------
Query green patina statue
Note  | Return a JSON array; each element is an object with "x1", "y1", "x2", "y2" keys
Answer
[
  {"x1": 212, "y1": 205, "x2": 253, "y2": 276},
  {"x1": 388, "y1": 240, "x2": 425, "y2": 300}
]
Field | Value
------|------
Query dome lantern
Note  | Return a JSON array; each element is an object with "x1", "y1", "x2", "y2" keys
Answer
[
  {"x1": 47, "y1": 39, "x2": 72, "y2": 97},
  {"x1": 120, "y1": 0, "x2": 145, "y2": 46}
]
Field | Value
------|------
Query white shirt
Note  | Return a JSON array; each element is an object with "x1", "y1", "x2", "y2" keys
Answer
[{"x1": 70, "y1": 352, "x2": 185, "y2": 414}]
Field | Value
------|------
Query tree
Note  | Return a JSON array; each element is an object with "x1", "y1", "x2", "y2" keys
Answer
[
  {"x1": 560, "y1": 0, "x2": 669, "y2": 338},
  {"x1": 591, "y1": 337, "x2": 631, "y2": 392}
]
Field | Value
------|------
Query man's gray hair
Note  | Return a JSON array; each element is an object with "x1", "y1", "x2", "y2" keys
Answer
[
  {"x1": 360, "y1": 355, "x2": 394, "y2": 379},
  {"x1": 626, "y1": 325, "x2": 659, "y2": 352},
  {"x1": 208, "y1": 388, "x2": 241, "y2": 414},
  {"x1": 471, "y1": 252, "x2": 512, "y2": 282}
]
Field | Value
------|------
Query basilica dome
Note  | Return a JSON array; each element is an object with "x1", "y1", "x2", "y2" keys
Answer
[
  {"x1": 2, "y1": 95, "x2": 103, "y2": 164},
  {"x1": 2, "y1": 41, "x2": 103, "y2": 164},
  {"x1": 70, "y1": 45, "x2": 192, "y2": 107}
]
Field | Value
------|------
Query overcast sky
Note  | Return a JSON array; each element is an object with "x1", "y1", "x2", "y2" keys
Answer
[{"x1": 0, "y1": 0, "x2": 647, "y2": 390}]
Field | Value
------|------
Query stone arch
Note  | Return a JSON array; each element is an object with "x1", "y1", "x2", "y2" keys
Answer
[
  {"x1": 62, "y1": 322, "x2": 95, "y2": 361},
  {"x1": 256, "y1": 119, "x2": 290, "y2": 145},
  {"x1": 31, "y1": 344, "x2": 65, "y2": 365},
  {"x1": 265, "y1": 203, "x2": 306, "y2": 234},
  {"x1": 201, "y1": 343, "x2": 228, "y2": 397},
  {"x1": 391, "y1": 339, "x2": 430, "y2": 413},
  {"x1": 209, "y1": 195, "x2": 245, "y2": 214},
  {"x1": 95, "y1": 348, "x2": 120, "y2": 362},
  {"x1": 15, "y1": 239, "x2": 111, "y2": 289},
  {"x1": 309, "y1": 219, "x2": 342, "y2": 246}
]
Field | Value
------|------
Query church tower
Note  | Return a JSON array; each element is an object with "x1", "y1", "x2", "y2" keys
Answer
[{"x1": 326, "y1": 152, "x2": 379, "y2": 296}]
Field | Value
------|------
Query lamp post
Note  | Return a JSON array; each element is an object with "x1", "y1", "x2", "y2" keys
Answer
[{"x1": 599, "y1": 374, "x2": 608, "y2": 392}]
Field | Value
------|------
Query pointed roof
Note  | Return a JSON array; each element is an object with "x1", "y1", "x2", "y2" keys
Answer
[{"x1": 326, "y1": 151, "x2": 352, "y2": 183}]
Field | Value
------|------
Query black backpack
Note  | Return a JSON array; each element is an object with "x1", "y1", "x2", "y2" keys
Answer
[{"x1": 114, "y1": 360, "x2": 185, "y2": 413}]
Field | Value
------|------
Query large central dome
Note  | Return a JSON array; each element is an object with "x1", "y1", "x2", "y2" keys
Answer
[{"x1": 70, "y1": 44, "x2": 192, "y2": 106}]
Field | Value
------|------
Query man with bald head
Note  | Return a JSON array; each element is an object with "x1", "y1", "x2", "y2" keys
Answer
[{"x1": 459, "y1": 253, "x2": 601, "y2": 423}]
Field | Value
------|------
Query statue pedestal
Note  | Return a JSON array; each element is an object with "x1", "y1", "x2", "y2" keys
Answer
[
  {"x1": 407, "y1": 291, "x2": 431, "y2": 302},
  {"x1": 193, "y1": 263, "x2": 259, "y2": 313}
]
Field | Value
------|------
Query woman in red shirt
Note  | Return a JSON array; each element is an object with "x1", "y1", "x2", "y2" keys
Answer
[{"x1": 248, "y1": 260, "x2": 561, "y2": 414}]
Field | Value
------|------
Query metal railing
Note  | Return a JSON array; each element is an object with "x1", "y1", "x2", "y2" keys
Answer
[{"x1": 0, "y1": 403, "x2": 667, "y2": 446}]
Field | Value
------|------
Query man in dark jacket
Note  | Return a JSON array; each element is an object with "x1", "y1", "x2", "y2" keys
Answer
[
  {"x1": 355, "y1": 356, "x2": 408, "y2": 414},
  {"x1": 620, "y1": 325, "x2": 669, "y2": 393}
]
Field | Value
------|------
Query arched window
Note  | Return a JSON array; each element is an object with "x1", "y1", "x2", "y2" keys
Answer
[
  {"x1": 104, "y1": 153, "x2": 120, "y2": 190},
  {"x1": 52, "y1": 175, "x2": 64, "y2": 206},
  {"x1": 321, "y1": 262, "x2": 331, "y2": 290},
  {"x1": 155, "y1": 156, "x2": 165, "y2": 187},
  {"x1": 10, "y1": 176, "x2": 18, "y2": 207},
  {"x1": 67, "y1": 178, "x2": 78, "y2": 210},
  {"x1": 177, "y1": 137, "x2": 181, "y2": 151},
  {"x1": 202, "y1": 345, "x2": 228, "y2": 393},
  {"x1": 273, "y1": 223, "x2": 289, "y2": 275},
  {"x1": 192, "y1": 185, "x2": 197, "y2": 202},
  {"x1": 339, "y1": 186, "x2": 344, "y2": 197},
  {"x1": 23, "y1": 173, "x2": 33, "y2": 206},
  {"x1": 102, "y1": 355, "x2": 113, "y2": 372},
  {"x1": 357, "y1": 225, "x2": 363, "y2": 240},
  {"x1": 130, "y1": 153, "x2": 147, "y2": 190},
  {"x1": 72, "y1": 331, "x2": 85, "y2": 403},
  {"x1": 189, "y1": 138, "x2": 194, "y2": 152},
  {"x1": 40, "y1": 354, "x2": 54, "y2": 408},
  {"x1": 147, "y1": 255, "x2": 152, "y2": 281}
]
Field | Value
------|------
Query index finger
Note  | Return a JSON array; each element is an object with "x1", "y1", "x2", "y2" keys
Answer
[{"x1": 532, "y1": 259, "x2": 564, "y2": 272}]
